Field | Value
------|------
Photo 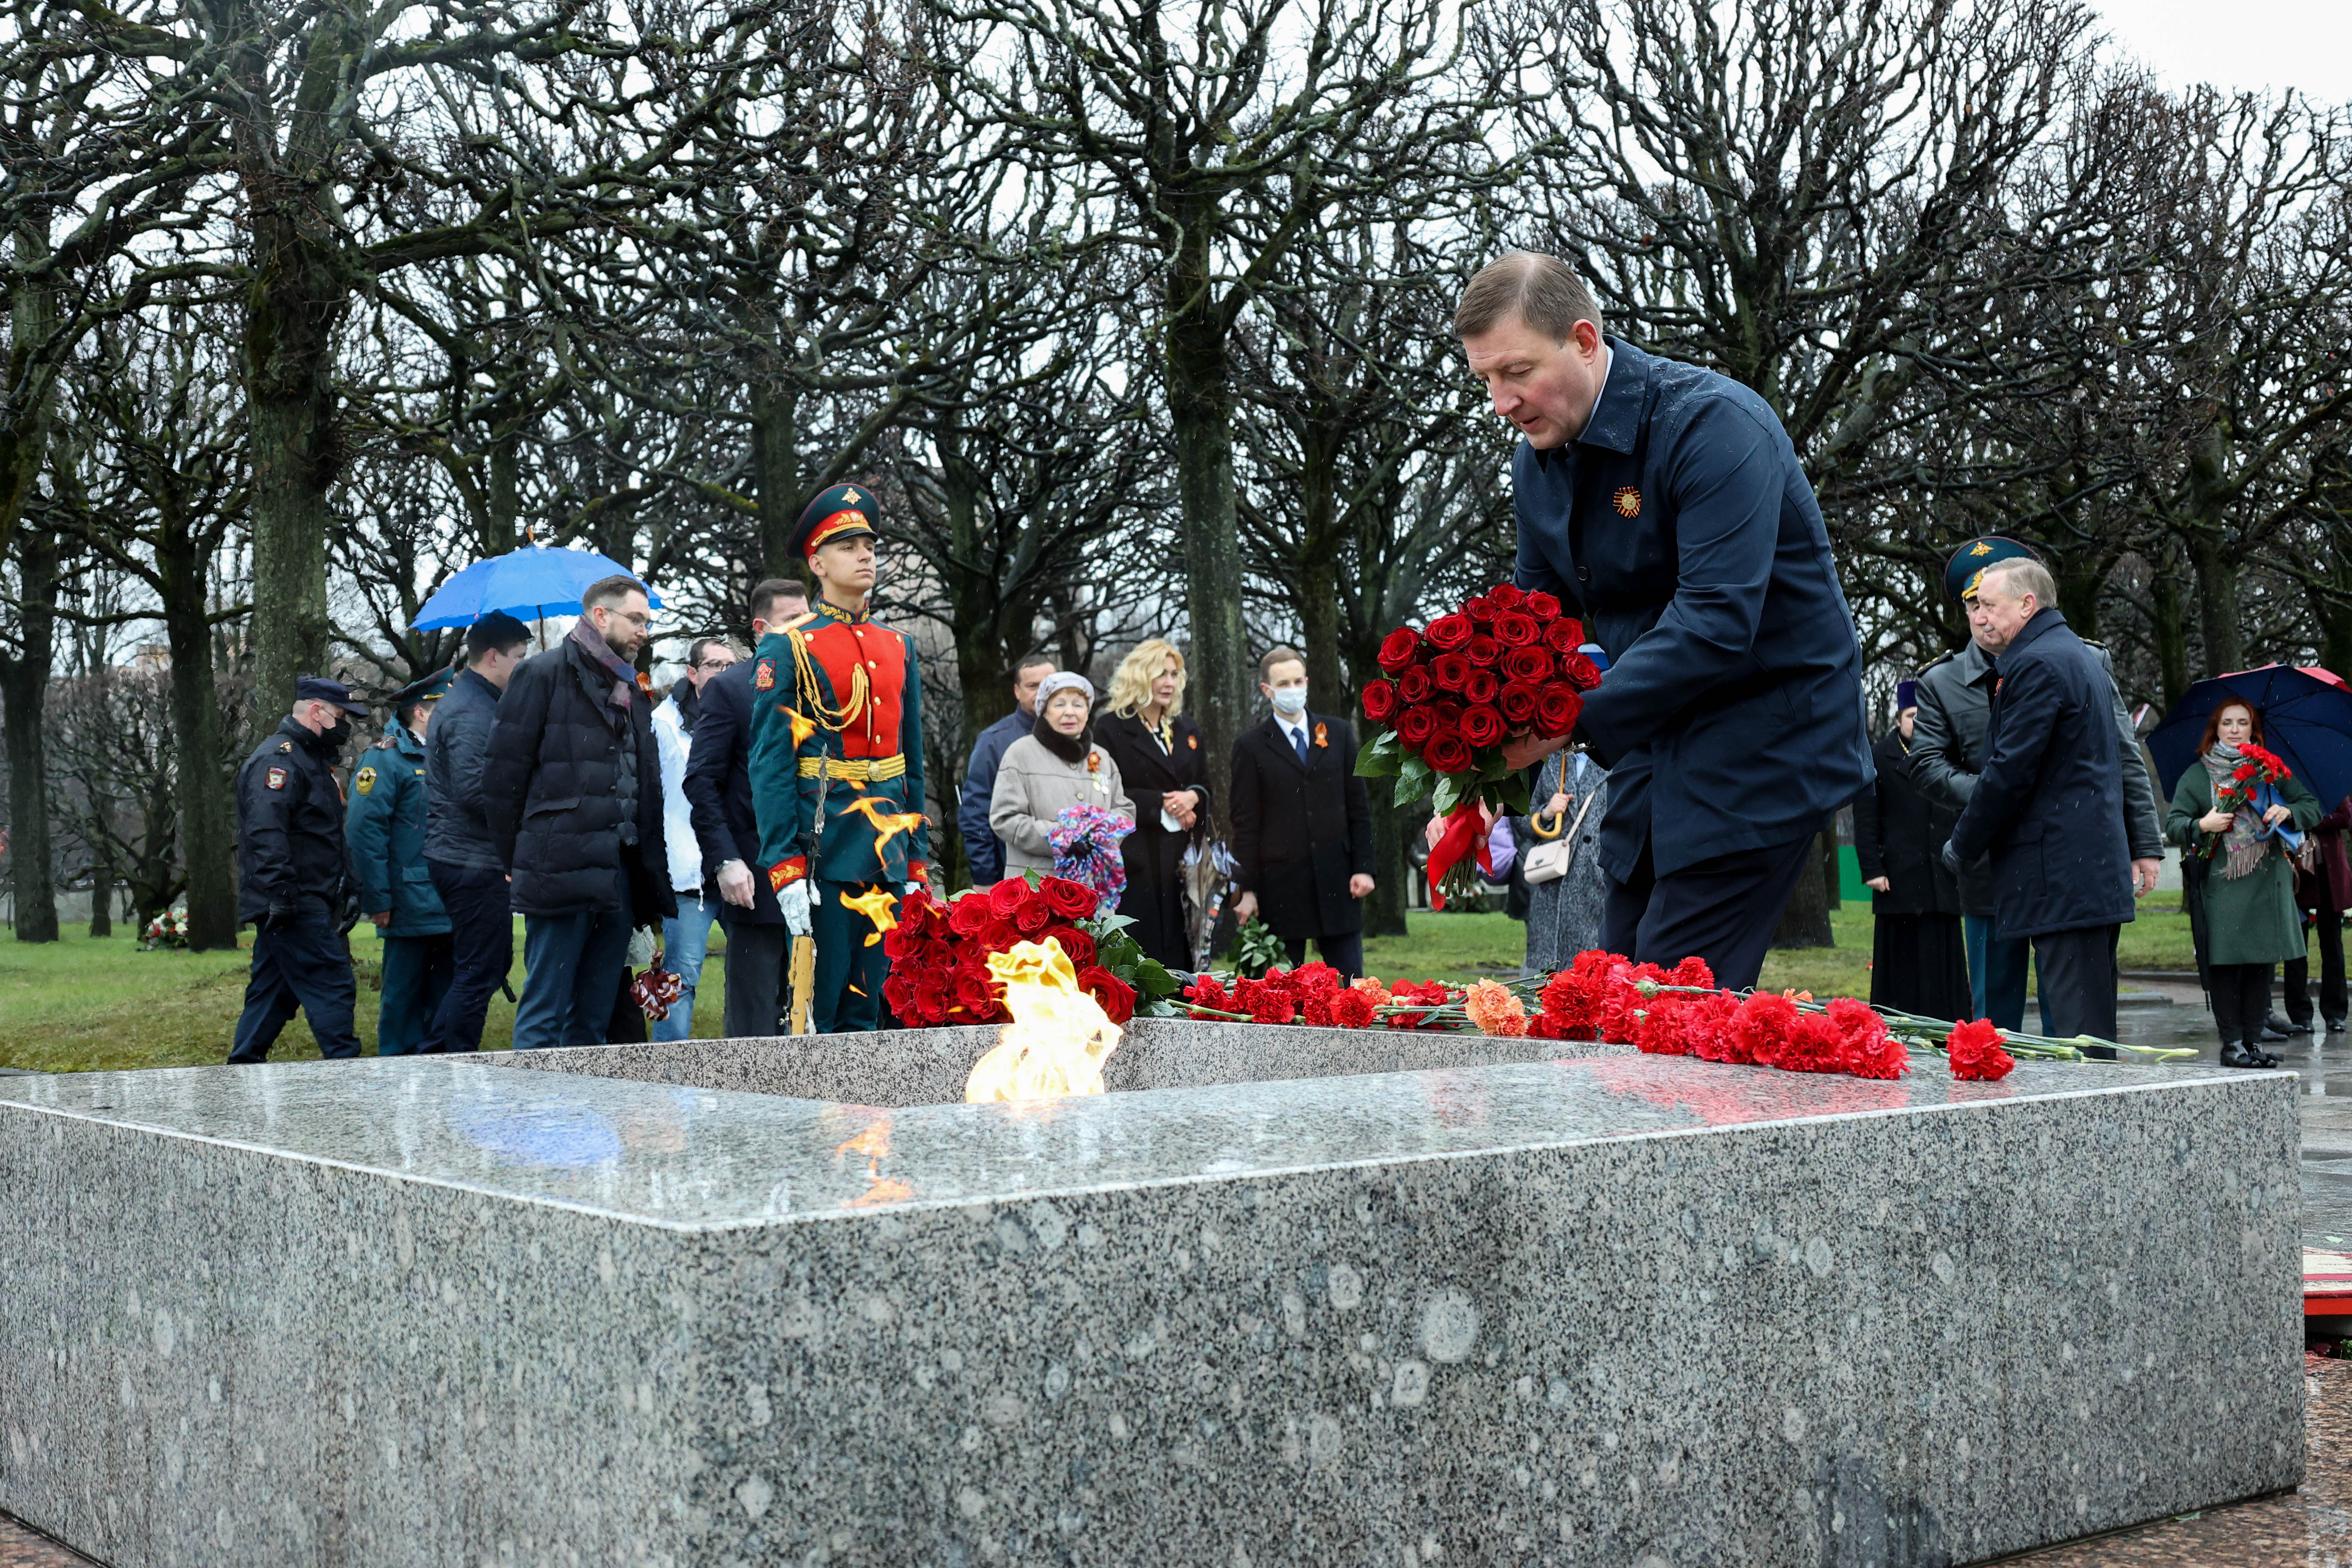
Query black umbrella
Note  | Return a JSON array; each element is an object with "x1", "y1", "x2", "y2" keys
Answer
[{"x1": 2147, "y1": 664, "x2": 2352, "y2": 808}]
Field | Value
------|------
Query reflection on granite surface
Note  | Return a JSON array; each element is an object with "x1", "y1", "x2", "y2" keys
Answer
[{"x1": 0, "y1": 1050, "x2": 2259, "y2": 1228}]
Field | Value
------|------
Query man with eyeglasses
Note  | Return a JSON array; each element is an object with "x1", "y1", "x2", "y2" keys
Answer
[
  {"x1": 648, "y1": 636, "x2": 738, "y2": 1038},
  {"x1": 482, "y1": 574, "x2": 677, "y2": 1049}
]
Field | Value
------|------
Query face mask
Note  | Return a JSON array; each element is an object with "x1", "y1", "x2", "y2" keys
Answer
[
  {"x1": 1270, "y1": 686, "x2": 1308, "y2": 717},
  {"x1": 322, "y1": 718, "x2": 352, "y2": 749}
]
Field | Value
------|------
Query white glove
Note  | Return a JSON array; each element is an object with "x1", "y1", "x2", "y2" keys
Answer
[
  {"x1": 779, "y1": 879, "x2": 812, "y2": 937},
  {"x1": 903, "y1": 881, "x2": 924, "y2": 897}
]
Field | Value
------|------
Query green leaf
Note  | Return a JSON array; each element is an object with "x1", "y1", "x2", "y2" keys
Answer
[
  {"x1": 1495, "y1": 775, "x2": 1533, "y2": 817},
  {"x1": 1355, "y1": 729, "x2": 1402, "y2": 778},
  {"x1": 1432, "y1": 771, "x2": 1470, "y2": 817},
  {"x1": 1087, "y1": 912, "x2": 1139, "y2": 935},
  {"x1": 1393, "y1": 753, "x2": 1433, "y2": 806},
  {"x1": 1133, "y1": 958, "x2": 1180, "y2": 997}
]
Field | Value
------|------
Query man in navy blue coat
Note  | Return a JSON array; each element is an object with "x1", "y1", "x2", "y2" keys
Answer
[
  {"x1": 683, "y1": 578, "x2": 805, "y2": 1037},
  {"x1": 956, "y1": 651, "x2": 1057, "y2": 885},
  {"x1": 1945, "y1": 556, "x2": 2135, "y2": 1044},
  {"x1": 1458, "y1": 251, "x2": 1872, "y2": 989}
]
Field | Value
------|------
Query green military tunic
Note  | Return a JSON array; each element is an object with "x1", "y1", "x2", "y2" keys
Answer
[{"x1": 2165, "y1": 764, "x2": 2322, "y2": 966}]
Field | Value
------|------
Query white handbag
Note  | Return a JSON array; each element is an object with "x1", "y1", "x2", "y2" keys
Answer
[{"x1": 1521, "y1": 790, "x2": 1600, "y2": 885}]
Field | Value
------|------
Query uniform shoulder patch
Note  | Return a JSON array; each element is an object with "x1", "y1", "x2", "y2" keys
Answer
[
  {"x1": 2079, "y1": 635, "x2": 2107, "y2": 650},
  {"x1": 265, "y1": 766, "x2": 288, "y2": 790},
  {"x1": 753, "y1": 658, "x2": 776, "y2": 692},
  {"x1": 354, "y1": 766, "x2": 377, "y2": 795},
  {"x1": 276, "y1": 740, "x2": 294, "y2": 753},
  {"x1": 1918, "y1": 649, "x2": 1956, "y2": 672}
]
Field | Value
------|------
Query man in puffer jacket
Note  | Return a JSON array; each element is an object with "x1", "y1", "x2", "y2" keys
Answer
[{"x1": 481, "y1": 575, "x2": 677, "y2": 1049}]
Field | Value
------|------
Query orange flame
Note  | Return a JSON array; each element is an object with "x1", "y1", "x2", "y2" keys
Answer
[
  {"x1": 964, "y1": 938, "x2": 1121, "y2": 1102},
  {"x1": 842, "y1": 796, "x2": 927, "y2": 854},
  {"x1": 838, "y1": 885, "x2": 899, "y2": 945},
  {"x1": 833, "y1": 1115, "x2": 914, "y2": 1207},
  {"x1": 788, "y1": 710, "x2": 818, "y2": 747}
]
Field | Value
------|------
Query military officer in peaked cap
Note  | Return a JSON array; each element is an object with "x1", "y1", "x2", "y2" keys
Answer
[
  {"x1": 229, "y1": 675, "x2": 371, "y2": 1063},
  {"x1": 747, "y1": 484, "x2": 933, "y2": 1032},
  {"x1": 348, "y1": 669, "x2": 456, "y2": 1056},
  {"x1": 1908, "y1": 536, "x2": 2164, "y2": 1031}
]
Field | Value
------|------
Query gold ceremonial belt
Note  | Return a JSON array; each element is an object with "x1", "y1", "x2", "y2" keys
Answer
[{"x1": 799, "y1": 753, "x2": 907, "y2": 781}]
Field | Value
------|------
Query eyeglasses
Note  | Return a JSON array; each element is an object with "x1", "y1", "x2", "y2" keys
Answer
[
  {"x1": 695, "y1": 657, "x2": 736, "y2": 671},
  {"x1": 604, "y1": 608, "x2": 652, "y2": 628}
]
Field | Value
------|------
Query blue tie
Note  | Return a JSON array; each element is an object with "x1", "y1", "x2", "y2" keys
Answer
[{"x1": 1292, "y1": 726, "x2": 1309, "y2": 764}]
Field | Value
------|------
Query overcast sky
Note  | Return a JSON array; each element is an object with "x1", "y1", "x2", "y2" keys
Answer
[{"x1": 2099, "y1": 0, "x2": 2352, "y2": 102}]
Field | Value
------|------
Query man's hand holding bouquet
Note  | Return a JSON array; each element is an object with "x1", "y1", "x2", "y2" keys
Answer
[{"x1": 1356, "y1": 582, "x2": 1603, "y2": 906}]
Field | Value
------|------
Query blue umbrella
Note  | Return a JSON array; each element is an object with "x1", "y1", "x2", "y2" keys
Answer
[
  {"x1": 2147, "y1": 664, "x2": 2352, "y2": 807},
  {"x1": 410, "y1": 545, "x2": 661, "y2": 630}
]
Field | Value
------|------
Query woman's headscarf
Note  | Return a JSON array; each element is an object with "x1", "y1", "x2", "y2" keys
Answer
[{"x1": 1032, "y1": 672, "x2": 1097, "y2": 765}]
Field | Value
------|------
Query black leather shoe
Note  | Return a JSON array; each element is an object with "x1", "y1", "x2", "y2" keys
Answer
[
  {"x1": 2283, "y1": 1016, "x2": 2315, "y2": 1036},
  {"x1": 2221, "y1": 1040, "x2": 2262, "y2": 1068},
  {"x1": 2261, "y1": 1014, "x2": 2293, "y2": 1041},
  {"x1": 2253, "y1": 1044, "x2": 2285, "y2": 1068},
  {"x1": 2328, "y1": 1017, "x2": 2348, "y2": 1033}
]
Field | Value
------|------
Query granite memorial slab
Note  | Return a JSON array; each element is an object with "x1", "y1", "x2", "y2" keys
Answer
[{"x1": 0, "y1": 1035, "x2": 2303, "y2": 1568}]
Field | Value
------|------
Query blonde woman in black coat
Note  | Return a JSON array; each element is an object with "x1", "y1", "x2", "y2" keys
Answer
[{"x1": 1093, "y1": 639, "x2": 1211, "y2": 969}]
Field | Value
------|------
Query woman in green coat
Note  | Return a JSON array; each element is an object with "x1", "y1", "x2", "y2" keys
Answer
[{"x1": 2166, "y1": 698, "x2": 2323, "y2": 1066}]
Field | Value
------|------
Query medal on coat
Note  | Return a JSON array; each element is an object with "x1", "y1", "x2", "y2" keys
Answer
[
  {"x1": 1612, "y1": 487, "x2": 1642, "y2": 518},
  {"x1": 354, "y1": 766, "x2": 377, "y2": 795},
  {"x1": 1313, "y1": 723, "x2": 1329, "y2": 749},
  {"x1": 265, "y1": 767, "x2": 287, "y2": 790}
]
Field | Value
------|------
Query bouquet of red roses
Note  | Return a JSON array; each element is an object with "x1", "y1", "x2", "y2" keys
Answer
[
  {"x1": 2197, "y1": 741, "x2": 2295, "y2": 860},
  {"x1": 882, "y1": 875, "x2": 1179, "y2": 1027},
  {"x1": 1355, "y1": 581, "x2": 1603, "y2": 904}
]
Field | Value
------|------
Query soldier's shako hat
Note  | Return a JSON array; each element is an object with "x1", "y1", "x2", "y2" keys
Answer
[
  {"x1": 391, "y1": 668, "x2": 456, "y2": 714},
  {"x1": 297, "y1": 675, "x2": 371, "y2": 717},
  {"x1": 1945, "y1": 536, "x2": 2044, "y2": 605},
  {"x1": 790, "y1": 484, "x2": 880, "y2": 559}
]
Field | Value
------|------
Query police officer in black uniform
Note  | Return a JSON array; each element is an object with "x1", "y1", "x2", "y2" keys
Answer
[
  {"x1": 348, "y1": 669, "x2": 455, "y2": 1056},
  {"x1": 228, "y1": 676, "x2": 370, "y2": 1063}
]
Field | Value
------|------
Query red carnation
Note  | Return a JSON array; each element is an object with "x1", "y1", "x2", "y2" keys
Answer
[
  {"x1": 1461, "y1": 668, "x2": 1501, "y2": 707},
  {"x1": 1397, "y1": 666, "x2": 1433, "y2": 704},
  {"x1": 1683, "y1": 992, "x2": 1742, "y2": 1061},
  {"x1": 1424, "y1": 734, "x2": 1475, "y2": 774},
  {"x1": 1535, "y1": 686, "x2": 1583, "y2": 738},
  {"x1": 1947, "y1": 1018, "x2": 2016, "y2": 1081},
  {"x1": 1464, "y1": 595, "x2": 1498, "y2": 624},
  {"x1": 1432, "y1": 652, "x2": 1473, "y2": 693},
  {"x1": 1734, "y1": 992, "x2": 1800, "y2": 1069},
  {"x1": 1081, "y1": 967, "x2": 1136, "y2": 1024},
  {"x1": 948, "y1": 897, "x2": 994, "y2": 937},
  {"x1": 1377, "y1": 628, "x2": 1422, "y2": 674},
  {"x1": 1498, "y1": 682, "x2": 1540, "y2": 726},
  {"x1": 1425, "y1": 614, "x2": 1473, "y2": 651},
  {"x1": 1524, "y1": 591, "x2": 1562, "y2": 619},
  {"x1": 1292, "y1": 962, "x2": 1344, "y2": 995},
  {"x1": 1465, "y1": 634, "x2": 1502, "y2": 667},
  {"x1": 1327, "y1": 989, "x2": 1377, "y2": 1028},
  {"x1": 1560, "y1": 652, "x2": 1602, "y2": 690},
  {"x1": 1502, "y1": 646, "x2": 1554, "y2": 686},
  {"x1": 1362, "y1": 681, "x2": 1399, "y2": 723},
  {"x1": 1526, "y1": 1011, "x2": 1574, "y2": 1041},
  {"x1": 1459, "y1": 705, "x2": 1506, "y2": 748},
  {"x1": 1779, "y1": 1014, "x2": 1849, "y2": 1074},
  {"x1": 1493, "y1": 611, "x2": 1541, "y2": 648},
  {"x1": 1249, "y1": 987, "x2": 1297, "y2": 1025},
  {"x1": 1041, "y1": 876, "x2": 1097, "y2": 919},
  {"x1": 1395, "y1": 706, "x2": 1438, "y2": 747},
  {"x1": 1601, "y1": 962, "x2": 1665, "y2": 1042},
  {"x1": 988, "y1": 879, "x2": 1035, "y2": 919},
  {"x1": 1634, "y1": 994, "x2": 1693, "y2": 1055},
  {"x1": 1667, "y1": 956, "x2": 1715, "y2": 989}
]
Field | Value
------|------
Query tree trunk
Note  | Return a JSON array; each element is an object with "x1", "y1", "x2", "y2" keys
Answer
[
  {"x1": 937, "y1": 428, "x2": 998, "y2": 891},
  {"x1": 86, "y1": 826, "x2": 112, "y2": 938},
  {"x1": 2148, "y1": 550, "x2": 2192, "y2": 711},
  {"x1": 161, "y1": 530, "x2": 238, "y2": 949},
  {"x1": 1770, "y1": 821, "x2": 1836, "y2": 949},
  {"x1": 752, "y1": 383, "x2": 803, "y2": 588},
  {"x1": 1164, "y1": 226, "x2": 1250, "y2": 839},
  {"x1": 1363, "y1": 793, "x2": 1410, "y2": 939},
  {"x1": 2185, "y1": 530, "x2": 2244, "y2": 677},
  {"x1": 1295, "y1": 428, "x2": 1348, "y2": 701},
  {"x1": 0, "y1": 527, "x2": 59, "y2": 941}
]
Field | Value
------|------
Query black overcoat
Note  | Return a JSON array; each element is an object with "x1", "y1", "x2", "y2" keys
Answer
[
  {"x1": 1850, "y1": 729, "x2": 1963, "y2": 918},
  {"x1": 481, "y1": 637, "x2": 676, "y2": 922},
  {"x1": 1094, "y1": 711, "x2": 1213, "y2": 967},
  {"x1": 680, "y1": 657, "x2": 783, "y2": 925},
  {"x1": 1946, "y1": 608, "x2": 2135, "y2": 939},
  {"x1": 1229, "y1": 712, "x2": 1374, "y2": 941}
]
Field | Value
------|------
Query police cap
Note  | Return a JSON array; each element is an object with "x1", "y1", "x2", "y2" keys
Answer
[
  {"x1": 1944, "y1": 536, "x2": 2044, "y2": 605},
  {"x1": 391, "y1": 668, "x2": 457, "y2": 715},
  {"x1": 296, "y1": 675, "x2": 371, "y2": 716},
  {"x1": 788, "y1": 483, "x2": 880, "y2": 560}
]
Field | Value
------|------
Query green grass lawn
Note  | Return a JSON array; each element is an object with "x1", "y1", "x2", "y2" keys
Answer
[
  {"x1": 0, "y1": 920, "x2": 735, "y2": 1073},
  {"x1": 0, "y1": 894, "x2": 2206, "y2": 1074}
]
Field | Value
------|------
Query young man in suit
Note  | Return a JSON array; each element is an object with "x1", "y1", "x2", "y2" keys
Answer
[
  {"x1": 1229, "y1": 647, "x2": 1376, "y2": 977},
  {"x1": 683, "y1": 578, "x2": 807, "y2": 1037}
]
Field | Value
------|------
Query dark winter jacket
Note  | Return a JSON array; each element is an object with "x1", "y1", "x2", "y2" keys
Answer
[
  {"x1": 346, "y1": 722, "x2": 450, "y2": 936},
  {"x1": 423, "y1": 667, "x2": 505, "y2": 872},
  {"x1": 235, "y1": 716, "x2": 352, "y2": 925},
  {"x1": 1850, "y1": 727, "x2": 1962, "y2": 919},
  {"x1": 680, "y1": 655, "x2": 783, "y2": 925},
  {"x1": 480, "y1": 637, "x2": 676, "y2": 922},
  {"x1": 1229, "y1": 711, "x2": 1374, "y2": 940},
  {"x1": 1946, "y1": 608, "x2": 2136, "y2": 939},
  {"x1": 958, "y1": 707, "x2": 1036, "y2": 886},
  {"x1": 1908, "y1": 636, "x2": 2161, "y2": 916}
]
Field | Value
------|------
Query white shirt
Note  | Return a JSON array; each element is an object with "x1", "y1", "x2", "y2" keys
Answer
[{"x1": 1277, "y1": 715, "x2": 1311, "y2": 756}]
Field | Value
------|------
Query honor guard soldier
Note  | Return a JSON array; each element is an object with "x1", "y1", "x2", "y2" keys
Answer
[
  {"x1": 748, "y1": 484, "x2": 932, "y2": 1032},
  {"x1": 228, "y1": 676, "x2": 371, "y2": 1063},
  {"x1": 348, "y1": 669, "x2": 456, "y2": 1056}
]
